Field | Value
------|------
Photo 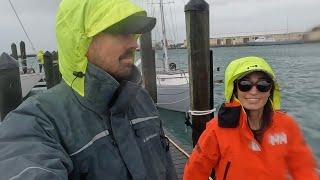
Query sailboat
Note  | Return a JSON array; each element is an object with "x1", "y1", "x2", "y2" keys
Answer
[
  {"x1": 134, "y1": 0, "x2": 190, "y2": 112},
  {"x1": 148, "y1": 0, "x2": 190, "y2": 112}
]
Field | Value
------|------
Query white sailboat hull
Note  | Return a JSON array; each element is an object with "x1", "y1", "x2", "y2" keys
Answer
[{"x1": 156, "y1": 72, "x2": 190, "y2": 112}]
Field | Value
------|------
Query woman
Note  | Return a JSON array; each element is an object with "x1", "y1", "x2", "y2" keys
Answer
[{"x1": 183, "y1": 56, "x2": 318, "y2": 180}]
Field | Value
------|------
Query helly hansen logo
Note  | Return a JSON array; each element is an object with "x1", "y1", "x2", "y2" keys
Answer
[{"x1": 268, "y1": 132, "x2": 287, "y2": 145}]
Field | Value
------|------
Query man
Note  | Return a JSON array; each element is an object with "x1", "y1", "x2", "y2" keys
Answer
[
  {"x1": 37, "y1": 50, "x2": 44, "y2": 73},
  {"x1": 0, "y1": 0, "x2": 177, "y2": 179}
]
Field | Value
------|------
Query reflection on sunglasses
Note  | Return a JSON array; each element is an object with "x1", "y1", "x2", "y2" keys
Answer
[{"x1": 237, "y1": 80, "x2": 272, "y2": 92}]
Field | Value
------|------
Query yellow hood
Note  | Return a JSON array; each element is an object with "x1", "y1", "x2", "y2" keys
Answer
[
  {"x1": 37, "y1": 50, "x2": 44, "y2": 64},
  {"x1": 56, "y1": 0, "x2": 145, "y2": 96},
  {"x1": 224, "y1": 56, "x2": 281, "y2": 110}
]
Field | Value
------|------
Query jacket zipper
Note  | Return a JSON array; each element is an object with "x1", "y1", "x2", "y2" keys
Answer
[{"x1": 223, "y1": 161, "x2": 231, "y2": 180}]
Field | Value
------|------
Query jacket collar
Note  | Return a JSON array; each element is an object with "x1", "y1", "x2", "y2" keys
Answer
[
  {"x1": 79, "y1": 62, "x2": 142, "y2": 114},
  {"x1": 218, "y1": 100, "x2": 253, "y2": 139}
]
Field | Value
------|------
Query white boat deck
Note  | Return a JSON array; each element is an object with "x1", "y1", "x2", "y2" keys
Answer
[{"x1": 20, "y1": 73, "x2": 45, "y2": 98}]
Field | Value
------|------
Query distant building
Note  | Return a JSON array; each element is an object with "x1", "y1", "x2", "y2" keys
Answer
[
  {"x1": 183, "y1": 32, "x2": 306, "y2": 47},
  {"x1": 209, "y1": 32, "x2": 304, "y2": 47},
  {"x1": 303, "y1": 25, "x2": 320, "y2": 42}
]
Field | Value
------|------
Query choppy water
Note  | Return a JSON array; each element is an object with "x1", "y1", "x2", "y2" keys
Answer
[{"x1": 152, "y1": 43, "x2": 320, "y2": 166}]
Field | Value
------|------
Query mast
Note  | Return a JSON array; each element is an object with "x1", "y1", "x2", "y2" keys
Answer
[{"x1": 160, "y1": 0, "x2": 169, "y2": 72}]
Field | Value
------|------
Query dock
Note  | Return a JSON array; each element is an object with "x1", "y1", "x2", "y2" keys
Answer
[
  {"x1": 20, "y1": 73, "x2": 45, "y2": 98},
  {"x1": 164, "y1": 129, "x2": 192, "y2": 179}
]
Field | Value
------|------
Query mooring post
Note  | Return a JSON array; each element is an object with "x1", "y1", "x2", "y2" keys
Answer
[
  {"x1": 210, "y1": 50, "x2": 214, "y2": 119},
  {"x1": 52, "y1": 51, "x2": 58, "y2": 62},
  {"x1": 140, "y1": 32, "x2": 157, "y2": 103},
  {"x1": 0, "y1": 53, "x2": 23, "y2": 120},
  {"x1": 43, "y1": 51, "x2": 54, "y2": 89},
  {"x1": 19, "y1": 41, "x2": 27, "y2": 74},
  {"x1": 52, "y1": 63, "x2": 61, "y2": 86},
  {"x1": 11, "y1": 43, "x2": 18, "y2": 60},
  {"x1": 51, "y1": 51, "x2": 61, "y2": 85},
  {"x1": 185, "y1": 0, "x2": 211, "y2": 147}
]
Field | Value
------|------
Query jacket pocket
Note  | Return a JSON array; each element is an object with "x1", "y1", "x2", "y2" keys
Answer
[
  {"x1": 133, "y1": 122, "x2": 167, "y2": 179},
  {"x1": 223, "y1": 161, "x2": 231, "y2": 180}
]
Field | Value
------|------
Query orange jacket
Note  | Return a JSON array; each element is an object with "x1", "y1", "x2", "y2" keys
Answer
[{"x1": 184, "y1": 101, "x2": 318, "y2": 180}]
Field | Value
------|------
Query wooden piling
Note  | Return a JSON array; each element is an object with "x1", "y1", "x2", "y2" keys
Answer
[
  {"x1": 43, "y1": 51, "x2": 54, "y2": 89},
  {"x1": 11, "y1": 43, "x2": 18, "y2": 60},
  {"x1": 51, "y1": 51, "x2": 61, "y2": 85},
  {"x1": 185, "y1": 0, "x2": 211, "y2": 146},
  {"x1": 0, "y1": 53, "x2": 22, "y2": 120},
  {"x1": 209, "y1": 50, "x2": 214, "y2": 119},
  {"x1": 52, "y1": 51, "x2": 58, "y2": 62},
  {"x1": 19, "y1": 41, "x2": 27, "y2": 74},
  {"x1": 53, "y1": 63, "x2": 61, "y2": 86},
  {"x1": 140, "y1": 32, "x2": 157, "y2": 103}
]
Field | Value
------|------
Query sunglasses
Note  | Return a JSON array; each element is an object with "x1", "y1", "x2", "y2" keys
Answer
[{"x1": 237, "y1": 79, "x2": 272, "y2": 92}]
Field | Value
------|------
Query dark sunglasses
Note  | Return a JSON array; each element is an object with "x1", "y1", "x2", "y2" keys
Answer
[{"x1": 237, "y1": 79, "x2": 272, "y2": 92}]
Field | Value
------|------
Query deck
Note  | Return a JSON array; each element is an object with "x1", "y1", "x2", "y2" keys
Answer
[
  {"x1": 164, "y1": 129, "x2": 192, "y2": 179},
  {"x1": 20, "y1": 73, "x2": 45, "y2": 98},
  {"x1": 165, "y1": 129, "x2": 214, "y2": 180}
]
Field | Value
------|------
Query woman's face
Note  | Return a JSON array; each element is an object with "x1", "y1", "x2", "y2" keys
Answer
[{"x1": 236, "y1": 72, "x2": 272, "y2": 112}]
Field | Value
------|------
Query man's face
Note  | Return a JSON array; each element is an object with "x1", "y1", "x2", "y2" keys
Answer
[{"x1": 86, "y1": 33, "x2": 138, "y2": 81}]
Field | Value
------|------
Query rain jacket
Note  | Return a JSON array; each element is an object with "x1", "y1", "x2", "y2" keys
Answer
[
  {"x1": 0, "y1": 0, "x2": 178, "y2": 179},
  {"x1": 0, "y1": 63, "x2": 177, "y2": 180},
  {"x1": 184, "y1": 57, "x2": 318, "y2": 180},
  {"x1": 37, "y1": 50, "x2": 44, "y2": 65},
  {"x1": 183, "y1": 101, "x2": 318, "y2": 180}
]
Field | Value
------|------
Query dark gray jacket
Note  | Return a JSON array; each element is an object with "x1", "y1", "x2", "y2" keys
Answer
[{"x1": 0, "y1": 63, "x2": 177, "y2": 180}]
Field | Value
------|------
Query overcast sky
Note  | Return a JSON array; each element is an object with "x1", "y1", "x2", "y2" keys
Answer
[{"x1": 0, "y1": 0, "x2": 319, "y2": 54}]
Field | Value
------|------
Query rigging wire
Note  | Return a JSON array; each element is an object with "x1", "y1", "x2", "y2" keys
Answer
[{"x1": 8, "y1": 0, "x2": 36, "y2": 54}]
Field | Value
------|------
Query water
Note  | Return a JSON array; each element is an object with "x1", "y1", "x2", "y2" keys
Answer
[{"x1": 152, "y1": 43, "x2": 320, "y2": 166}]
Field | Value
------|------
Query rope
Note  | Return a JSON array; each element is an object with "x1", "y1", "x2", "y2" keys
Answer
[
  {"x1": 166, "y1": 136, "x2": 190, "y2": 157},
  {"x1": 166, "y1": 135, "x2": 214, "y2": 180},
  {"x1": 188, "y1": 108, "x2": 216, "y2": 116},
  {"x1": 8, "y1": 0, "x2": 36, "y2": 54}
]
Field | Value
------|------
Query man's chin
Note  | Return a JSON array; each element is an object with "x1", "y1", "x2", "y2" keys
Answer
[{"x1": 115, "y1": 66, "x2": 133, "y2": 81}]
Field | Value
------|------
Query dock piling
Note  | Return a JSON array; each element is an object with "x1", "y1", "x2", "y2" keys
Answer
[
  {"x1": 0, "y1": 53, "x2": 22, "y2": 120},
  {"x1": 51, "y1": 51, "x2": 61, "y2": 85},
  {"x1": 11, "y1": 43, "x2": 18, "y2": 60},
  {"x1": 19, "y1": 41, "x2": 27, "y2": 74},
  {"x1": 140, "y1": 32, "x2": 157, "y2": 103},
  {"x1": 185, "y1": 0, "x2": 211, "y2": 146},
  {"x1": 209, "y1": 50, "x2": 214, "y2": 119},
  {"x1": 43, "y1": 51, "x2": 54, "y2": 89}
]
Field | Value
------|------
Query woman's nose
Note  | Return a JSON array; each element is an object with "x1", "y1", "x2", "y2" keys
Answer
[{"x1": 248, "y1": 85, "x2": 259, "y2": 94}]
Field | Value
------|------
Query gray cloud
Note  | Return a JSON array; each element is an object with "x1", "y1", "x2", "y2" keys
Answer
[
  {"x1": 1, "y1": 0, "x2": 319, "y2": 54},
  {"x1": 0, "y1": 0, "x2": 59, "y2": 54}
]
